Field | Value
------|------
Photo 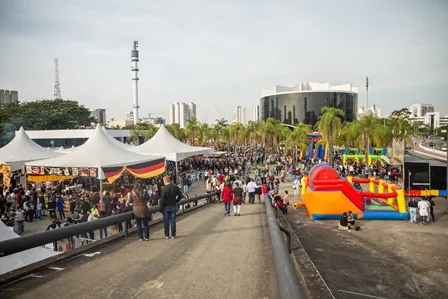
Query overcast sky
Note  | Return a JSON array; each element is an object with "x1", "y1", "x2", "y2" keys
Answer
[{"x1": 1, "y1": 0, "x2": 447, "y2": 123}]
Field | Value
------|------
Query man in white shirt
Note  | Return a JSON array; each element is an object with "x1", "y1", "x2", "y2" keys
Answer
[
  {"x1": 246, "y1": 179, "x2": 257, "y2": 204},
  {"x1": 417, "y1": 198, "x2": 429, "y2": 225}
]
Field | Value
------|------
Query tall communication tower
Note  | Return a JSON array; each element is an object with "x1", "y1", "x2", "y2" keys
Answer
[
  {"x1": 54, "y1": 58, "x2": 62, "y2": 99},
  {"x1": 131, "y1": 41, "x2": 140, "y2": 125}
]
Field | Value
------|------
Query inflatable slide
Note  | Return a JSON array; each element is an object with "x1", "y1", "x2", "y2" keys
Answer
[{"x1": 301, "y1": 164, "x2": 408, "y2": 220}]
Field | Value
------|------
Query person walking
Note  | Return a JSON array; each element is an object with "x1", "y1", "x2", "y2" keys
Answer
[
  {"x1": 408, "y1": 197, "x2": 418, "y2": 223},
  {"x1": 221, "y1": 182, "x2": 233, "y2": 216},
  {"x1": 417, "y1": 197, "x2": 429, "y2": 225},
  {"x1": 56, "y1": 195, "x2": 65, "y2": 220},
  {"x1": 246, "y1": 179, "x2": 257, "y2": 204},
  {"x1": 159, "y1": 176, "x2": 183, "y2": 239},
  {"x1": 232, "y1": 182, "x2": 243, "y2": 216},
  {"x1": 129, "y1": 182, "x2": 150, "y2": 241}
]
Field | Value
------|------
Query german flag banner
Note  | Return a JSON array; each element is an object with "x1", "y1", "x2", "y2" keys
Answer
[
  {"x1": 102, "y1": 166, "x2": 126, "y2": 184},
  {"x1": 102, "y1": 158, "x2": 165, "y2": 184},
  {"x1": 126, "y1": 159, "x2": 166, "y2": 180}
]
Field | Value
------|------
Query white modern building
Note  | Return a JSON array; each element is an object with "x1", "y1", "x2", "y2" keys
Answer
[
  {"x1": 91, "y1": 109, "x2": 106, "y2": 125},
  {"x1": 169, "y1": 102, "x2": 196, "y2": 128},
  {"x1": 411, "y1": 112, "x2": 448, "y2": 129},
  {"x1": 260, "y1": 82, "x2": 358, "y2": 125},
  {"x1": 357, "y1": 104, "x2": 381, "y2": 118},
  {"x1": 21, "y1": 128, "x2": 131, "y2": 148},
  {"x1": 234, "y1": 106, "x2": 246, "y2": 124},
  {"x1": 0, "y1": 89, "x2": 19, "y2": 109},
  {"x1": 410, "y1": 103, "x2": 435, "y2": 118},
  {"x1": 253, "y1": 105, "x2": 260, "y2": 122}
]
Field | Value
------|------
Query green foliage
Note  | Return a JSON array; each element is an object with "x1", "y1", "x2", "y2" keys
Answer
[{"x1": 0, "y1": 99, "x2": 95, "y2": 143}]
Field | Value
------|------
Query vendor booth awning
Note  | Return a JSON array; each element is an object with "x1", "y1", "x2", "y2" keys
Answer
[
  {"x1": 130, "y1": 125, "x2": 215, "y2": 162},
  {"x1": 25, "y1": 124, "x2": 165, "y2": 183},
  {"x1": 0, "y1": 127, "x2": 62, "y2": 171}
]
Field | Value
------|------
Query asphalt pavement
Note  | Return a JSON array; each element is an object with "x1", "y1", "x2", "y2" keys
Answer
[{"x1": 0, "y1": 202, "x2": 278, "y2": 299}]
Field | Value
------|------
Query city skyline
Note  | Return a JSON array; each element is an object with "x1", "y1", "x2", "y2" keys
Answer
[{"x1": 0, "y1": 1, "x2": 447, "y2": 122}]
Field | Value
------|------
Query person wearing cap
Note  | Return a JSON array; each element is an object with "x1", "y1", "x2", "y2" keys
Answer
[{"x1": 408, "y1": 197, "x2": 418, "y2": 223}]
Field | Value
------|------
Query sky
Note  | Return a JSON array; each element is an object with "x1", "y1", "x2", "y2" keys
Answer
[{"x1": 0, "y1": 0, "x2": 447, "y2": 123}]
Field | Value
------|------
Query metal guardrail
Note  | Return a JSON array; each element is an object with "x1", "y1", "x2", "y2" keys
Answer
[
  {"x1": 264, "y1": 198, "x2": 307, "y2": 299},
  {"x1": 0, "y1": 192, "x2": 216, "y2": 257}
]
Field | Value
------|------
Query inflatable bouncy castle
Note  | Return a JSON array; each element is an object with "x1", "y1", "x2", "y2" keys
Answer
[{"x1": 301, "y1": 164, "x2": 407, "y2": 220}]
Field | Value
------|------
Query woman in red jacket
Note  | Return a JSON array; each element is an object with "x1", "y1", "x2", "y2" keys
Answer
[{"x1": 221, "y1": 182, "x2": 233, "y2": 216}]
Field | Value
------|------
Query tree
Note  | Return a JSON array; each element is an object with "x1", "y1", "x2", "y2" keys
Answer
[
  {"x1": 185, "y1": 117, "x2": 201, "y2": 145},
  {"x1": 285, "y1": 124, "x2": 312, "y2": 163},
  {"x1": 0, "y1": 99, "x2": 95, "y2": 144},
  {"x1": 316, "y1": 107, "x2": 344, "y2": 166},
  {"x1": 349, "y1": 114, "x2": 380, "y2": 166}
]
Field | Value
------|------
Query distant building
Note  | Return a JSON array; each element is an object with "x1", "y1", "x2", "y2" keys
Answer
[
  {"x1": 124, "y1": 111, "x2": 134, "y2": 121},
  {"x1": 169, "y1": 104, "x2": 175, "y2": 125},
  {"x1": 92, "y1": 109, "x2": 106, "y2": 124},
  {"x1": 234, "y1": 106, "x2": 246, "y2": 124},
  {"x1": 260, "y1": 82, "x2": 358, "y2": 126},
  {"x1": 410, "y1": 104, "x2": 434, "y2": 118},
  {"x1": 107, "y1": 119, "x2": 133, "y2": 128},
  {"x1": 358, "y1": 105, "x2": 381, "y2": 118},
  {"x1": 20, "y1": 128, "x2": 131, "y2": 148},
  {"x1": 0, "y1": 89, "x2": 19, "y2": 109},
  {"x1": 411, "y1": 112, "x2": 448, "y2": 129},
  {"x1": 169, "y1": 102, "x2": 196, "y2": 128},
  {"x1": 252, "y1": 105, "x2": 260, "y2": 122}
]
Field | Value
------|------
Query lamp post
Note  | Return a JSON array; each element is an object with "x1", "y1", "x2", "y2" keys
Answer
[{"x1": 441, "y1": 129, "x2": 448, "y2": 215}]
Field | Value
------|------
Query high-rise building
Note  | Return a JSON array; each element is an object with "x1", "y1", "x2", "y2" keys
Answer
[
  {"x1": 410, "y1": 104, "x2": 435, "y2": 118},
  {"x1": 234, "y1": 106, "x2": 246, "y2": 124},
  {"x1": 169, "y1": 102, "x2": 196, "y2": 128},
  {"x1": 92, "y1": 109, "x2": 107, "y2": 124},
  {"x1": 124, "y1": 111, "x2": 134, "y2": 121},
  {"x1": 252, "y1": 105, "x2": 260, "y2": 122},
  {"x1": 188, "y1": 102, "x2": 196, "y2": 119},
  {"x1": 0, "y1": 89, "x2": 19, "y2": 109},
  {"x1": 357, "y1": 104, "x2": 381, "y2": 118},
  {"x1": 169, "y1": 104, "x2": 176, "y2": 125}
]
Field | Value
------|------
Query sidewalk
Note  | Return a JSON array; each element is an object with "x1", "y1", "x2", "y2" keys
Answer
[{"x1": 2, "y1": 202, "x2": 278, "y2": 299}]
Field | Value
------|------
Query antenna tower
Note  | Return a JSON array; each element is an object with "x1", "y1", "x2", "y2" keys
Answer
[{"x1": 54, "y1": 58, "x2": 62, "y2": 99}]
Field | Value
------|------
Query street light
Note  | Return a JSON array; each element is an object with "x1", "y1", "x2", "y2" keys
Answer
[{"x1": 442, "y1": 129, "x2": 448, "y2": 216}]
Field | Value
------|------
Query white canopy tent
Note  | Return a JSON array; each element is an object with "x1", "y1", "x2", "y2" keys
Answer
[
  {"x1": 26, "y1": 124, "x2": 164, "y2": 180},
  {"x1": 0, "y1": 127, "x2": 62, "y2": 171},
  {"x1": 102, "y1": 127, "x2": 134, "y2": 149},
  {"x1": 130, "y1": 125, "x2": 214, "y2": 162},
  {"x1": 0, "y1": 221, "x2": 58, "y2": 275}
]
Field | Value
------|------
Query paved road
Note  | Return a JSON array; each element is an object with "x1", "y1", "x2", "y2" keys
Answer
[
  {"x1": 1, "y1": 203, "x2": 278, "y2": 299},
  {"x1": 414, "y1": 141, "x2": 446, "y2": 160}
]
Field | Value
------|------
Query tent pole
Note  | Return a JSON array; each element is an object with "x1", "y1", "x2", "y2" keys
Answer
[
  {"x1": 99, "y1": 178, "x2": 103, "y2": 198},
  {"x1": 175, "y1": 161, "x2": 179, "y2": 186}
]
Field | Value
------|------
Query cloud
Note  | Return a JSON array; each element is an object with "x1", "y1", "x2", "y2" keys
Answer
[{"x1": 0, "y1": 0, "x2": 447, "y2": 123}]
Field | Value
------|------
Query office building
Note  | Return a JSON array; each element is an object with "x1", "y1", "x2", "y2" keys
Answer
[
  {"x1": 410, "y1": 112, "x2": 448, "y2": 129},
  {"x1": 358, "y1": 104, "x2": 381, "y2": 118},
  {"x1": 253, "y1": 105, "x2": 260, "y2": 122},
  {"x1": 124, "y1": 111, "x2": 134, "y2": 121},
  {"x1": 169, "y1": 102, "x2": 196, "y2": 128},
  {"x1": 0, "y1": 89, "x2": 19, "y2": 109},
  {"x1": 234, "y1": 106, "x2": 246, "y2": 124},
  {"x1": 260, "y1": 82, "x2": 358, "y2": 126},
  {"x1": 410, "y1": 104, "x2": 435, "y2": 118},
  {"x1": 92, "y1": 109, "x2": 106, "y2": 125}
]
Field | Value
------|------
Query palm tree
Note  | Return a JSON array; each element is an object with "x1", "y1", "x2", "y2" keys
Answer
[
  {"x1": 166, "y1": 123, "x2": 185, "y2": 141},
  {"x1": 214, "y1": 118, "x2": 229, "y2": 150},
  {"x1": 350, "y1": 114, "x2": 380, "y2": 166},
  {"x1": 197, "y1": 123, "x2": 210, "y2": 146},
  {"x1": 144, "y1": 124, "x2": 158, "y2": 141},
  {"x1": 229, "y1": 122, "x2": 245, "y2": 153},
  {"x1": 316, "y1": 107, "x2": 344, "y2": 166},
  {"x1": 185, "y1": 117, "x2": 201, "y2": 145},
  {"x1": 285, "y1": 124, "x2": 312, "y2": 163}
]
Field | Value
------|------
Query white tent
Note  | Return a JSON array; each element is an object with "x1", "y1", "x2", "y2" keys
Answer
[
  {"x1": 26, "y1": 124, "x2": 164, "y2": 179},
  {"x1": 101, "y1": 127, "x2": 134, "y2": 149},
  {"x1": 0, "y1": 127, "x2": 62, "y2": 171},
  {"x1": 130, "y1": 125, "x2": 214, "y2": 162},
  {"x1": 0, "y1": 221, "x2": 58, "y2": 275}
]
